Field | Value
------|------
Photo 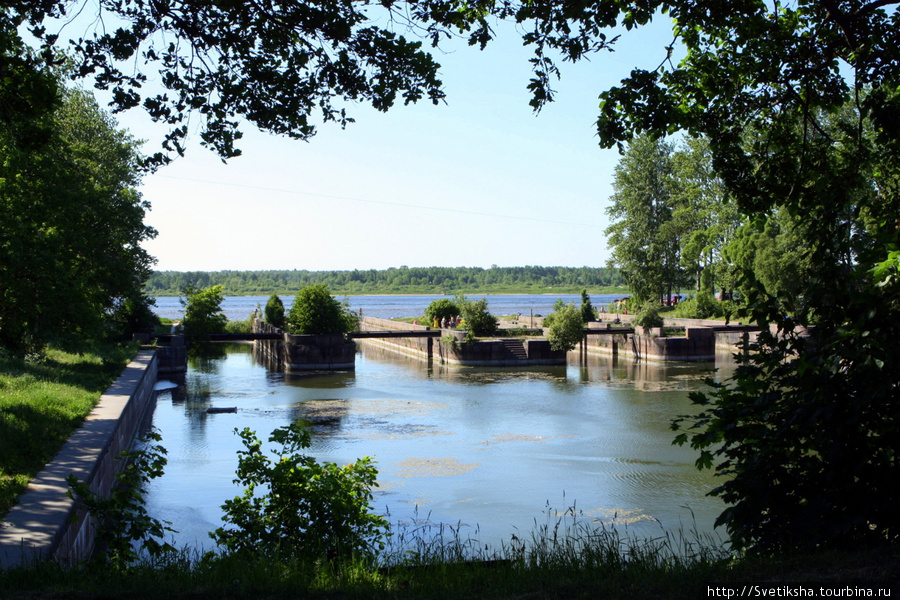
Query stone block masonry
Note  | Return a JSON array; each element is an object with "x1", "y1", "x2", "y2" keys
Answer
[
  {"x1": 0, "y1": 351, "x2": 158, "y2": 569},
  {"x1": 252, "y1": 320, "x2": 357, "y2": 371}
]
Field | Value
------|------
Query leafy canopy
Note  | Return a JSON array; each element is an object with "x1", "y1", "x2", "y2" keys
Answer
[
  {"x1": 212, "y1": 423, "x2": 388, "y2": 562},
  {"x1": 0, "y1": 81, "x2": 156, "y2": 355},
  {"x1": 286, "y1": 284, "x2": 357, "y2": 335},
  {"x1": 544, "y1": 300, "x2": 584, "y2": 352},
  {"x1": 181, "y1": 284, "x2": 228, "y2": 342},
  {"x1": 11, "y1": 0, "x2": 446, "y2": 165}
]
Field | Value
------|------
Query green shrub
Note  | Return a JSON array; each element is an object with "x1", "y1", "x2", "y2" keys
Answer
[
  {"x1": 212, "y1": 423, "x2": 388, "y2": 562},
  {"x1": 224, "y1": 318, "x2": 252, "y2": 334},
  {"x1": 454, "y1": 294, "x2": 498, "y2": 337},
  {"x1": 673, "y1": 294, "x2": 735, "y2": 321},
  {"x1": 545, "y1": 301, "x2": 584, "y2": 352},
  {"x1": 66, "y1": 429, "x2": 175, "y2": 568},
  {"x1": 632, "y1": 301, "x2": 664, "y2": 328},
  {"x1": 181, "y1": 285, "x2": 227, "y2": 341},
  {"x1": 424, "y1": 298, "x2": 459, "y2": 325},
  {"x1": 106, "y1": 294, "x2": 160, "y2": 340},
  {"x1": 580, "y1": 290, "x2": 596, "y2": 323},
  {"x1": 286, "y1": 284, "x2": 357, "y2": 334},
  {"x1": 264, "y1": 294, "x2": 285, "y2": 329}
]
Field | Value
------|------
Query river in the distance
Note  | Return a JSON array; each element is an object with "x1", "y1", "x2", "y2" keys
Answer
[
  {"x1": 146, "y1": 295, "x2": 732, "y2": 555},
  {"x1": 151, "y1": 293, "x2": 628, "y2": 322}
]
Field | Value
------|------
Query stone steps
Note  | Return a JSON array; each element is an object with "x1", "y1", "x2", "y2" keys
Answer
[{"x1": 500, "y1": 339, "x2": 528, "y2": 360}]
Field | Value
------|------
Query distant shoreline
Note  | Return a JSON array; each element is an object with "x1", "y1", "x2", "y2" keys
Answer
[{"x1": 149, "y1": 288, "x2": 631, "y2": 297}]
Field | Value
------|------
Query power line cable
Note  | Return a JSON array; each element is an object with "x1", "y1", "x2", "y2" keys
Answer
[{"x1": 152, "y1": 174, "x2": 603, "y2": 229}]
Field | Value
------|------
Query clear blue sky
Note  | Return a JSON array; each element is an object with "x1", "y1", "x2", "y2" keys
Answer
[{"x1": 110, "y1": 16, "x2": 677, "y2": 272}]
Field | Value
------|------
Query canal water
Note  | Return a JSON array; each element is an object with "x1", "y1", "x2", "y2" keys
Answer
[
  {"x1": 146, "y1": 295, "x2": 732, "y2": 554},
  {"x1": 151, "y1": 293, "x2": 628, "y2": 322}
]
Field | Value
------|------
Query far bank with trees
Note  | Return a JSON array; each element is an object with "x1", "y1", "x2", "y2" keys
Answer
[{"x1": 143, "y1": 266, "x2": 627, "y2": 296}]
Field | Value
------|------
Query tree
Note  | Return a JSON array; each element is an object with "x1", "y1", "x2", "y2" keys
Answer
[
  {"x1": 0, "y1": 83, "x2": 156, "y2": 355},
  {"x1": 181, "y1": 284, "x2": 227, "y2": 342},
  {"x1": 9, "y1": 1, "x2": 445, "y2": 165},
  {"x1": 670, "y1": 136, "x2": 742, "y2": 299},
  {"x1": 363, "y1": 0, "x2": 898, "y2": 553},
  {"x1": 605, "y1": 134, "x2": 686, "y2": 303},
  {"x1": 724, "y1": 208, "x2": 815, "y2": 319},
  {"x1": 544, "y1": 300, "x2": 584, "y2": 352},
  {"x1": 454, "y1": 294, "x2": 498, "y2": 337},
  {"x1": 424, "y1": 298, "x2": 459, "y2": 325},
  {"x1": 264, "y1": 294, "x2": 285, "y2": 330},
  {"x1": 579, "y1": 290, "x2": 595, "y2": 323},
  {"x1": 286, "y1": 284, "x2": 356, "y2": 335}
]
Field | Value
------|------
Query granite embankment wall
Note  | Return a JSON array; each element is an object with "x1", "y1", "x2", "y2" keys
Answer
[
  {"x1": 357, "y1": 317, "x2": 434, "y2": 361},
  {"x1": 583, "y1": 324, "x2": 777, "y2": 362},
  {"x1": 253, "y1": 319, "x2": 356, "y2": 371},
  {"x1": 358, "y1": 317, "x2": 567, "y2": 366},
  {"x1": 0, "y1": 351, "x2": 158, "y2": 569},
  {"x1": 585, "y1": 327, "x2": 720, "y2": 362}
]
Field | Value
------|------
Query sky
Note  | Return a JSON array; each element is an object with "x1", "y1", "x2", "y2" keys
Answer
[{"x1": 96, "y1": 13, "x2": 677, "y2": 273}]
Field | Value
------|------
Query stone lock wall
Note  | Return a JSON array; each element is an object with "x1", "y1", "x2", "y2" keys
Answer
[{"x1": 252, "y1": 319, "x2": 356, "y2": 371}]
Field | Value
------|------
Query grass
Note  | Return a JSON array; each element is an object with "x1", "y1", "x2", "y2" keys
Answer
[
  {"x1": 0, "y1": 343, "x2": 138, "y2": 516},
  {"x1": 2, "y1": 506, "x2": 896, "y2": 599}
]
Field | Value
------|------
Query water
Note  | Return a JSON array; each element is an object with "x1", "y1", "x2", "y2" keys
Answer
[
  {"x1": 152, "y1": 293, "x2": 628, "y2": 322},
  {"x1": 146, "y1": 334, "x2": 733, "y2": 554}
]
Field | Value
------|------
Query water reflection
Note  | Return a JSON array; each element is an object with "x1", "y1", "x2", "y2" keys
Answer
[{"x1": 145, "y1": 340, "x2": 731, "y2": 553}]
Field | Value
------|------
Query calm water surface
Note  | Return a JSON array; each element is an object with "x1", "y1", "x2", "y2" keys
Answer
[
  {"x1": 146, "y1": 338, "x2": 733, "y2": 553},
  {"x1": 152, "y1": 293, "x2": 628, "y2": 322}
]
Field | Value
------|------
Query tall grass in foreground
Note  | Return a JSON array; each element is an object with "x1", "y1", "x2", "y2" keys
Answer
[{"x1": 0, "y1": 504, "x2": 735, "y2": 600}]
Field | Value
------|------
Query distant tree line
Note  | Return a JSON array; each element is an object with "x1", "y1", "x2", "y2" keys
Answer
[{"x1": 144, "y1": 266, "x2": 626, "y2": 296}]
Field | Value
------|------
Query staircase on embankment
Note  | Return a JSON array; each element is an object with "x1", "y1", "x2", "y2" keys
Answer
[{"x1": 499, "y1": 339, "x2": 528, "y2": 361}]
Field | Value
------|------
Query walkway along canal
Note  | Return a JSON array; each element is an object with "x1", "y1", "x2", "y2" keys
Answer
[{"x1": 0, "y1": 351, "x2": 159, "y2": 568}]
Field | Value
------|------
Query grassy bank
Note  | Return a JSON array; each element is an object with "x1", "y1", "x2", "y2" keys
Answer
[
  {"x1": 2, "y1": 521, "x2": 897, "y2": 599},
  {"x1": 0, "y1": 343, "x2": 138, "y2": 516}
]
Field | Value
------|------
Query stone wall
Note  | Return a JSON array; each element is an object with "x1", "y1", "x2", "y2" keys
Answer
[
  {"x1": 0, "y1": 351, "x2": 158, "y2": 568},
  {"x1": 358, "y1": 318, "x2": 566, "y2": 366},
  {"x1": 357, "y1": 317, "x2": 433, "y2": 361},
  {"x1": 252, "y1": 319, "x2": 356, "y2": 371},
  {"x1": 586, "y1": 328, "x2": 717, "y2": 362}
]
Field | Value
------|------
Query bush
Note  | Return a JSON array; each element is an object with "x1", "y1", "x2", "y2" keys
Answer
[
  {"x1": 580, "y1": 290, "x2": 595, "y2": 323},
  {"x1": 424, "y1": 298, "x2": 459, "y2": 325},
  {"x1": 224, "y1": 318, "x2": 252, "y2": 334},
  {"x1": 674, "y1": 254, "x2": 900, "y2": 553},
  {"x1": 545, "y1": 301, "x2": 584, "y2": 352},
  {"x1": 106, "y1": 294, "x2": 160, "y2": 340},
  {"x1": 264, "y1": 294, "x2": 285, "y2": 329},
  {"x1": 454, "y1": 294, "x2": 498, "y2": 337},
  {"x1": 181, "y1": 284, "x2": 227, "y2": 341},
  {"x1": 212, "y1": 424, "x2": 388, "y2": 562},
  {"x1": 632, "y1": 301, "x2": 664, "y2": 328},
  {"x1": 66, "y1": 429, "x2": 175, "y2": 568},
  {"x1": 286, "y1": 284, "x2": 357, "y2": 335},
  {"x1": 672, "y1": 294, "x2": 735, "y2": 321}
]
